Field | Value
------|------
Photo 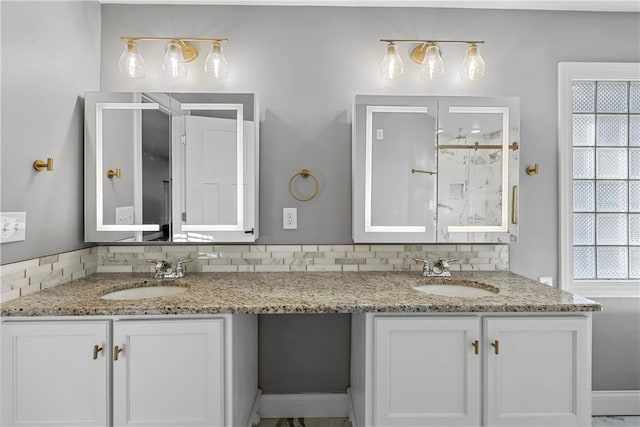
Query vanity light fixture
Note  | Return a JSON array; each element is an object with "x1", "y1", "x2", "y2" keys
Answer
[
  {"x1": 380, "y1": 39, "x2": 486, "y2": 81},
  {"x1": 118, "y1": 37, "x2": 229, "y2": 79}
]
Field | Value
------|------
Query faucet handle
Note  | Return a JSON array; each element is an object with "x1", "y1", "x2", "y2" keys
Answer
[
  {"x1": 433, "y1": 258, "x2": 459, "y2": 274},
  {"x1": 176, "y1": 258, "x2": 193, "y2": 270},
  {"x1": 146, "y1": 259, "x2": 172, "y2": 272},
  {"x1": 413, "y1": 257, "x2": 429, "y2": 266}
]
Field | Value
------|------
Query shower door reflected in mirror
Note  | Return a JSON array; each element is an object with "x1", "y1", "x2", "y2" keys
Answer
[{"x1": 437, "y1": 97, "x2": 519, "y2": 243}]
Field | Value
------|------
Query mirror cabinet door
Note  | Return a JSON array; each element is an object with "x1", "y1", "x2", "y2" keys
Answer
[
  {"x1": 352, "y1": 95, "x2": 519, "y2": 244},
  {"x1": 169, "y1": 94, "x2": 257, "y2": 242},
  {"x1": 353, "y1": 96, "x2": 438, "y2": 243},
  {"x1": 437, "y1": 97, "x2": 519, "y2": 243},
  {"x1": 84, "y1": 92, "x2": 258, "y2": 243}
]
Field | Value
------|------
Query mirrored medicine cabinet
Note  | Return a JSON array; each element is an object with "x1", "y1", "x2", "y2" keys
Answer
[
  {"x1": 84, "y1": 92, "x2": 259, "y2": 243},
  {"x1": 353, "y1": 95, "x2": 520, "y2": 243}
]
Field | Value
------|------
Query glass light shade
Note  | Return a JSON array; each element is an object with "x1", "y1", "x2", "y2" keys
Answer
[
  {"x1": 380, "y1": 43, "x2": 404, "y2": 80},
  {"x1": 204, "y1": 42, "x2": 229, "y2": 79},
  {"x1": 118, "y1": 41, "x2": 145, "y2": 78},
  {"x1": 162, "y1": 41, "x2": 188, "y2": 79},
  {"x1": 419, "y1": 44, "x2": 444, "y2": 80},
  {"x1": 460, "y1": 43, "x2": 485, "y2": 81}
]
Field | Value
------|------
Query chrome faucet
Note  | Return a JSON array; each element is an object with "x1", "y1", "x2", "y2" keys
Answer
[
  {"x1": 146, "y1": 259, "x2": 192, "y2": 279},
  {"x1": 413, "y1": 257, "x2": 459, "y2": 277}
]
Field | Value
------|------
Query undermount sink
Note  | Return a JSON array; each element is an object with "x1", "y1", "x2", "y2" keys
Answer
[
  {"x1": 101, "y1": 284, "x2": 188, "y2": 300},
  {"x1": 414, "y1": 281, "x2": 499, "y2": 298}
]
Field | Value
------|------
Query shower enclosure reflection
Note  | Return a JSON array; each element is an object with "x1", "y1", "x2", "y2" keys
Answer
[{"x1": 353, "y1": 95, "x2": 519, "y2": 243}]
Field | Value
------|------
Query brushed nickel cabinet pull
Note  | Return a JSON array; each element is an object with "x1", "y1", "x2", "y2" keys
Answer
[
  {"x1": 491, "y1": 340, "x2": 500, "y2": 355},
  {"x1": 114, "y1": 345, "x2": 124, "y2": 361},
  {"x1": 472, "y1": 340, "x2": 479, "y2": 355},
  {"x1": 92, "y1": 345, "x2": 103, "y2": 360}
]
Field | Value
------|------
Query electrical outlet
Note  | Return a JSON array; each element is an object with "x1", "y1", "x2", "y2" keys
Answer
[
  {"x1": 539, "y1": 276, "x2": 553, "y2": 286},
  {"x1": 376, "y1": 128, "x2": 384, "y2": 140},
  {"x1": 283, "y1": 208, "x2": 297, "y2": 230},
  {"x1": 1, "y1": 212, "x2": 26, "y2": 243}
]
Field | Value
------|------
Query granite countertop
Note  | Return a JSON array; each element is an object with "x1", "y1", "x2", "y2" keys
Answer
[{"x1": 0, "y1": 271, "x2": 601, "y2": 317}]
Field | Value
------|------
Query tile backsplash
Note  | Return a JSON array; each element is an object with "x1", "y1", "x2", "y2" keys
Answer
[
  {"x1": 1, "y1": 244, "x2": 508, "y2": 302},
  {"x1": 1, "y1": 248, "x2": 98, "y2": 302},
  {"x1": 97, "y1": 244, "x2": 509, "y2": 274}
]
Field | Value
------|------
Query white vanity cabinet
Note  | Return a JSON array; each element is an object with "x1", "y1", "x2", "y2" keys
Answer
[
  {"x1": 1, "y1": 315, "x2": 258, "y2": 427},
  {"x1": 1, "y1": 321, "x2": 109, "y2": 426},
  {"x1": 112, "y1": 319, "x2": 225, "y2": 427},
  {"x1": 350, "y1": 313, "x2": 591, "y2": 427}
]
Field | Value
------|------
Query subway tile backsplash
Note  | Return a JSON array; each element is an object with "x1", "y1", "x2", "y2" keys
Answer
[
  {"x1": 1, "y1": 244, "x2": 508, "y2": 302},
  {"x1": 1, "y1": 248, "x2": 98, "y2": 302},
  {"x1": 97, "y1": 244, "x2": 509, "y2": 274}
]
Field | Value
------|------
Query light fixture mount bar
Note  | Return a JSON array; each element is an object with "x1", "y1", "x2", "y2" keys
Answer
[
  {"x1": 380, "y1": 39, "x2": 484, "y2": 45},
  {"x1": 120, "y1": 36, "x2": 228, "y2": 43}
]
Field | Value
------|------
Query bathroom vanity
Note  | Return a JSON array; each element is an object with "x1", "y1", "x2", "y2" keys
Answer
[{"x1": 1, "y1": 271, "x2": 600, "y2": 427}]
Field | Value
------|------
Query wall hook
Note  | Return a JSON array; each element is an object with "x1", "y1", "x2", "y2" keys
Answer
[
  {"x1": 107, "y1": 168, "x2": 121, "y2": 179},
  {"x1": 33, "y1": 158, "x2": 53, "y2": 172},
  {"x1": 526, "y1": 163, "x2": 539, "y2": 176}
]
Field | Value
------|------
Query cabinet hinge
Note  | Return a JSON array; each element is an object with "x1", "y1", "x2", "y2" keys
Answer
[
  {"x1": 181, "y1": 134, "x2": 186, "y2": 145},
  {"x1": 182, "y1": 212, "x2": 187, "y2": 222}
]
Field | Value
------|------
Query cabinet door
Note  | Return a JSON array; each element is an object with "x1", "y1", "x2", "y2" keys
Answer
[
  {"x1": 112, "y1": 319, "x2": 225, "y2": 427},
  {"x1": 484, "y1": 316, "x2": 590, "y2": 427},
  {"x1": 373, "y1": 316, "x2": 480, "y2": 426},
  {"x1": 353, "y1": 96, "x2": 439, "y2": 243},
  {"x1": 1, "y1": 321, "x2": 109, "y2": 427},
  {"x1": 436, "y1": 96, "x2": 520, "y2": 243}
]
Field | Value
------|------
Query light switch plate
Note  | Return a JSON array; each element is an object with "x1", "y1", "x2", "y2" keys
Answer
[
  {"x1": 1, "y1": 212, "x2": 26, "y2": 243},
  {"x1": 116, "y1": 206, "x2": 134, "y2": 225}
]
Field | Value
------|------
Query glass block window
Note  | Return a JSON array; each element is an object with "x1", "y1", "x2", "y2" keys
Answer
[{"x1": 572, "y1": 80, "x2": 640, "y2": 280}]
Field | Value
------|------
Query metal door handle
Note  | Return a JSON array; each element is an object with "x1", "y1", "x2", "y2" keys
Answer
[
  {"x1": 114, "y1": 345, "x2": 124, "y2": 361},
  {"x1": 472, "y1": 340, "x2": 479, "y2": 355},
  {"x1": 491, "y1": 340, "x2": 500, "y2": 355},
  {"x1": 92, "y1": 345, "x2": 103, "y2": 360}
]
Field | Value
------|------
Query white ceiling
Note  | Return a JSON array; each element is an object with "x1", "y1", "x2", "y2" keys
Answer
[{"x1": 98, "y1": 0, "x2": 640, "y2": 12}]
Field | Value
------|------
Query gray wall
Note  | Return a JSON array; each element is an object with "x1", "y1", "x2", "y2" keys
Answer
[
  {"x1": 2, "y1": 3, "x2": 638, "y2": 394},
  {"x1": 0, "y1": 1, "x2": 100, "y2": 263},
  {"x1": 99, "y1": 4, "x2": 640, "y2": 393}
]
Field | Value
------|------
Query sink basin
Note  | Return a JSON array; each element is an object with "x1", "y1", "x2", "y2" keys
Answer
[
  {"x1": 101, "y1": 284, "x2": 187, "y2": 300},
  {"x1": 414, "y1": 281, "x2": 499, "y2": 298}
]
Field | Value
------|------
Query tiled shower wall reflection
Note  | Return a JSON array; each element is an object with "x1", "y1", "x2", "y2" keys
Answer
[{"x1": 97, "y1": 244, "x2": 509, "y2": 273}]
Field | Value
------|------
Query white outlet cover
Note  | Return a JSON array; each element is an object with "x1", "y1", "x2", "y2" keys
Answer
[
  {"x1": 283, "y1": 207, "x2": 297, "y2": 230},
  {"x1": 1, "y1": 212, "x2": 26, "y2": 243},
  {"x1": 539, "y1": 276, "x2": 554, "y2": 286}
]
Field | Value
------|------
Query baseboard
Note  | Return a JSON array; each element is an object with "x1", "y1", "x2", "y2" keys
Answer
[
  {"x1": 259, "y1": 393, "x2": 350, "y2": 418},
  {"x1": 592, "y1": 390, "x2": 640, "y2": 416}
]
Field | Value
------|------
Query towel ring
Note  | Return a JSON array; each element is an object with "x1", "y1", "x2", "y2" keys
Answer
[{"x1": 288, "y1": 169, "x2": 319, "y2": 202}]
